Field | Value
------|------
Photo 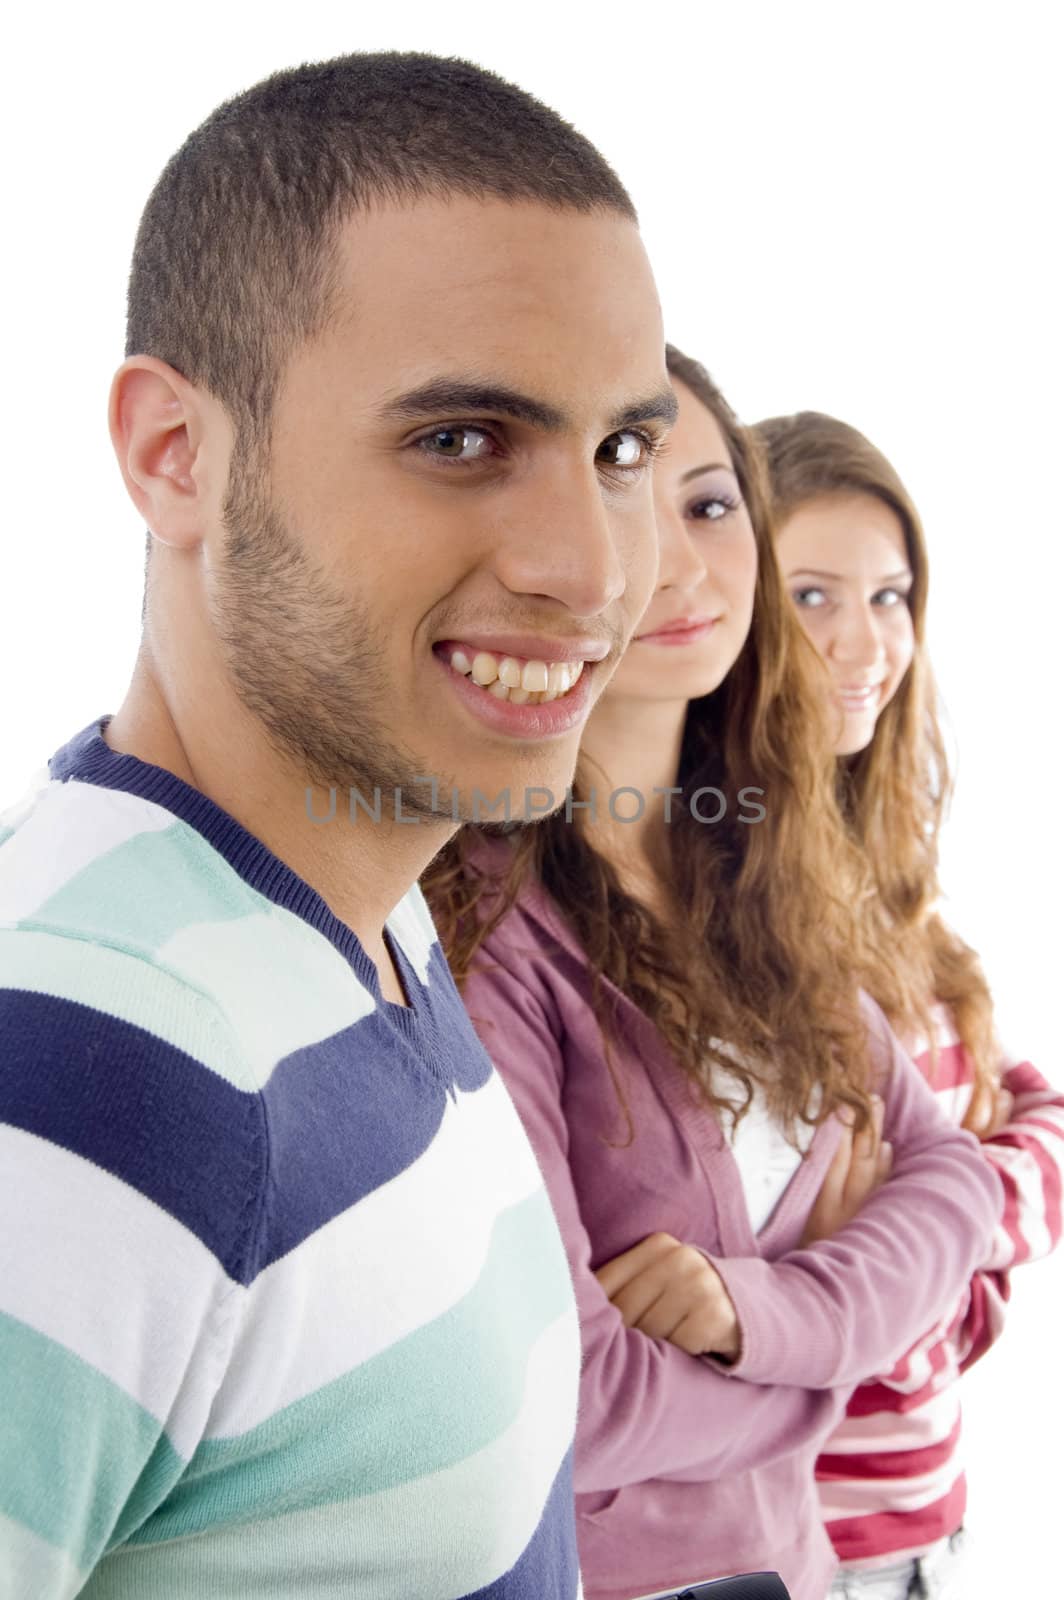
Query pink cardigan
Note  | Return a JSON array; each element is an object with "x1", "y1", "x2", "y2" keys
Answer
[{"x1": 459, "y1": 842, "x2": 1003, "y2": 1600}]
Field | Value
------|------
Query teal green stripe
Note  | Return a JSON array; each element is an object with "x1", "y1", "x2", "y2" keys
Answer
[
  {"x1": 18, "y1": 814, "x2": 374, "y2": 1070},
  {"x1": 0, "y1": 1312, "x2": 185, "y2": 1570},
  {"x1": 158, "y1": 904, "x2": 375, "y2": 1061},
  {"x1": 129, "y1": 1186, "x2": 573, "y2": 1543},
  {"x1": 29, "y1": 821, "x2": 263, "y2": 954},
  {"x1": 77, "y1": 1318, "x2": 574, "y2": 1600},
  {"x1": 0, "y1": 929, "x2": 253, "y2": 1090},
  {"x1": 0, "y1": 823, "x2": 14, "y2": 847}
]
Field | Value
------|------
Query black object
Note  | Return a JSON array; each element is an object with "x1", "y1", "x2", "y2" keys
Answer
[{"x1": 632, "y1": 1573, "x2": 791, "y2": 1600}]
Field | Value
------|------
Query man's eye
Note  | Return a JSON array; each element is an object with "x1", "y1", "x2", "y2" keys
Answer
[
  {"x1": 597, "y1": 430, "x2": 651, "y2": 468},
  {"x1": 420, "y1": 426, "x2": 495, "y2": 462}
]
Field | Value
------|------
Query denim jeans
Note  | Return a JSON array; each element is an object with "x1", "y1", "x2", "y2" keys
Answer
[{"x1": 827, "y1": 1527, "x2": 967, "y2": 1600}]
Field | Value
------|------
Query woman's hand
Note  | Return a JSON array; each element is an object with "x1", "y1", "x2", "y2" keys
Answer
[
  {"x1": 800, "y1": 1095, "x2": 892, "y2": 1246},
  {"x1": 593, "y1": 1232, "x2": 741, "y2": 1360}
]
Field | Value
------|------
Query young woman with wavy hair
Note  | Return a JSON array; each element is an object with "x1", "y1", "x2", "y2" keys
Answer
[
  {"x1": 758, "y1": 409, "x2": 1064, "y2": 1599},
  {"x1": 420, "y1": 347, "x2": 1002, "y2": 1600}
]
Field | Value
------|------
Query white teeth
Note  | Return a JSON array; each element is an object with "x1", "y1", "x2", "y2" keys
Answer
[{"x1": 446, "y1": 645, "x2": 587, "y2": 704}]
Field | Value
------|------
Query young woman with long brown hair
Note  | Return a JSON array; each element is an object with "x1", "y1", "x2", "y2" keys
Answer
[
  {"x1": 420, "y1": 348, "x2": 1002, "y2": 1600},
  {"x1": 758, "y1": 409, "x2": 1064, "y2": 1599}
]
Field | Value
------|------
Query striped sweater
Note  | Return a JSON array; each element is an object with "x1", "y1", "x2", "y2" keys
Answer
[
  {"x1": 0, "y1": 717, "x2": 582, "y2": 1600},
  {"x1": 815, "y1": 1003, "x2": 1064, "y2": 1567}
]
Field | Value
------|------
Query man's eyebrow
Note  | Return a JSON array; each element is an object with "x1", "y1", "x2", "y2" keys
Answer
[
  {"x1": 379, "y1": 381, "x2": 566, "y2": 430},
  {"x1": 610, "y1": 389, "x2": 680, "y2": 431},
  {"x1": 679, "y1": 459, "x2": 735, "y2": 484},
  {"x1": 377, "y1": 379, "x2": 679, "y2": 434}
]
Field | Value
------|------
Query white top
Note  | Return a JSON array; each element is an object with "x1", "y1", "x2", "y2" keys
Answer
[{"x1": 711, "y1": 1053, "x2": 819, "y2": 1234}]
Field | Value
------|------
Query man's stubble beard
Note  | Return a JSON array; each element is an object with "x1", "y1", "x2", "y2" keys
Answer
[{"x1": 211, "y1": 446, "x2": 456, "y2": 822}]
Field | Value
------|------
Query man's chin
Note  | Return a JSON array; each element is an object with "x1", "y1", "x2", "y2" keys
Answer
[{"x1": 419, "y1": 746, "x2": 580, "y2": 830}]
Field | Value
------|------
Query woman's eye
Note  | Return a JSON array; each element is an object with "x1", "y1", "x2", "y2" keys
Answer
[
  {"x1": 873, "y1": 587, "x2": 908, "y2": 607},
  {"x1": 419, "y1": 426, "x2": 495, "y2": 462},
  {"x1": 689, "y1": 496, "x2": 733, "y2": 522},
  {"x1": 597, "y1": 430, "x2": 651, "y2": 468},
  {"x1": 792, "y1": 586, "x2": 828, "y2": 608}
]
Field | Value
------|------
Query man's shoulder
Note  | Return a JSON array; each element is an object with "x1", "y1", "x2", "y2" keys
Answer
[
  {"x1": 1, "y1": 772, "x2": 260, "y2": 1073},
  {"x1": 2, "y1": 773, "x2": 262, "y2": 960},
  {"x1": 1, "y1": 773, "x2": 384, "y2": 1076},
  {"x1": 0, "y1": 775, "x2": 281, "y2": 1285}
]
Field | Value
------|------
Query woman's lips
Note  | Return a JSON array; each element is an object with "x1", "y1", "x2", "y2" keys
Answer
[
  {"x1": 634, "y1": 617, "x2": 717, "y2": 646},
  {"x1": 835, "y1": 683, "x2": 883, "y2": 712}
]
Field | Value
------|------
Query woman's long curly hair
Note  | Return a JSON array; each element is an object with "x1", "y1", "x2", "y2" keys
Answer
[
  {"x1": 754, "y1": 409, "x2": 998, "y2": 1117},
  {"x1": 422, "y1": 346, "x2": 883, "y2": 1143}
]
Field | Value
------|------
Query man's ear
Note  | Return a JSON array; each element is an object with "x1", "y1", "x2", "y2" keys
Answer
[{"x1": 109, "y1": 357, "x2": 222, "y2": 549}]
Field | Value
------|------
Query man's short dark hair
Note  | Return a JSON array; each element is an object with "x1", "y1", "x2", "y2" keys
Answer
[{"x1": 126, "y1": 51, "x2": 637, "y2": 448}]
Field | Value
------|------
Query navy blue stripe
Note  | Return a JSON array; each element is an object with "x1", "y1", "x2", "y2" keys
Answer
[
  {"x1": 0, "y1": 985, "x2": 493, "y2": 1280},
  {"x1": 256, "y1": 977, "x2": 491, "y2": 1266},
  {"x1": 0, "y1": 989, "x2": 262, "y2": 1279},
  {"x1": 464, "y1": 1448, "x2": 578, "y2": 1599}
]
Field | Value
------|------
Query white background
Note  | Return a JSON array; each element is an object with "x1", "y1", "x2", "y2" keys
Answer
[{"x1": 2, "y1": 2, "x2": 1060, "y2": 1592}]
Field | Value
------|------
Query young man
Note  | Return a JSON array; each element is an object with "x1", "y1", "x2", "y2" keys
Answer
[{"x1": 0, "y1": 53, "x2": 675, "y2": 1598}]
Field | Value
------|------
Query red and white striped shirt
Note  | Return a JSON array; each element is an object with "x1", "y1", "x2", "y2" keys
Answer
[{"x1": 815, "y1": 1003, "x2": 1064, "y2": 1567}]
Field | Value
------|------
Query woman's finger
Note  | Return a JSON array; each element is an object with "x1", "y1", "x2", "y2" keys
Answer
[
  {"x1": 843, "y1": 1096, "x2": 883, "y2": 1203},
  {"x1": 875, "y1": 1139, "x2": 893, "y2": 1184},
  {"x1": 593, "y1": 1232, "x2": 679, "y2": 1299},
  {"x1": 964, "y1": 1081, "x2": 996, "y2": 1136}
]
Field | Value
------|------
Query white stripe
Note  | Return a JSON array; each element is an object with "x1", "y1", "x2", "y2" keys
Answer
[
  {"x1": 156, "y1": 906, "x2": 376, "y2": 1084},
  {"x1": 209, "y1": 1071, "x2": 545, "y2": 1435},
  {"x1": 820, "y1": 1458, "x2": 961, "y2": 1518},
  {"x1": 0, "y1": 764, "x2": 52, "y2": 831},
  {"x1": 0, "y1": 781, "x2": 173, "y2": 925},
  {"x1": 930, "y1": 1082, "x2": 972, "y2": 1123},
  {"x1": 907, "y1": 1002, "x2": 964, "y2": 1056},
  {"x1": 822, "y1": 1386, "x2": 961, "y2": 1454},
  {"x1": 0, "y1": 1507, "x2": 85, "y2": 1600},
  {"x1": 954, "y1": 1277, "x2": 1007, "y2": 1364},
  {"x1": 385, "y1": 882, "x2": 438, "y2": 986},
  {"x1": 1019, "y1": 1103, "x2": 1064, "y2": 1138},
  {"x1": 875, "y1": 1311, "x2": 958, "y2": 1394},
  {"x1": 0, "y1": 1125, "x2": 231, "y2": 1460},
  {"x1": 982, "y1": 1139, "x2": 1053, "y2": 1264},
  {"x1": 88, "y1": 1309, "x2": 580, "y2": 1600}
]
